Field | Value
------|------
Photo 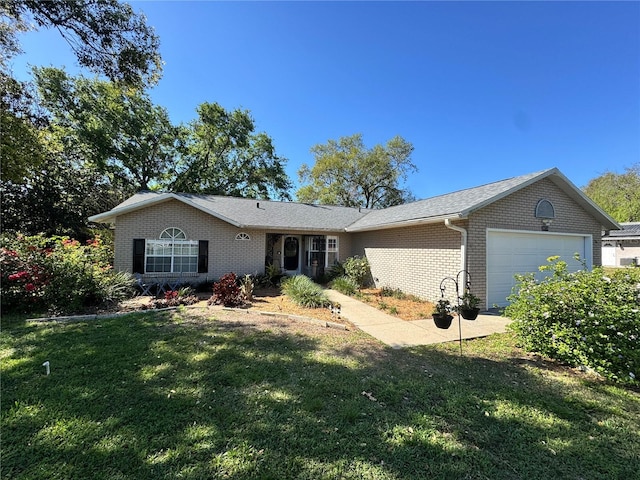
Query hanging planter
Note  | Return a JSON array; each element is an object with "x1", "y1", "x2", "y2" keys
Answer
[
  {"x1": 458, "y1": 290, "x2": 481, "y2": 321},
  {"x1": 459, "y1": 307, "x2": 480, "y2": 320},
  {"x1": 432, "y1": 313, "x2": 454, "y2": 329},
  {"x1": 432, "y1": 298, "x2": 453, "y2": 329}
]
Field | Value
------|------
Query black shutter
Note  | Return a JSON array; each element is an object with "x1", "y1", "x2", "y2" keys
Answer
[
  {"x1": 133, "y1": 239, "x2": 145, "y2": 274},
  {"x1": 198, "y1": 240, "x2": 209, "y2": 273}
]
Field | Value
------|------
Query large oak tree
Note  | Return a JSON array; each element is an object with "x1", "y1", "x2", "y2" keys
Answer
[
  {"x1": 172, "y1": 102, "x2": 292, "y2": 200},
  {"x1": 34, "y1": 67, "x2": 182, "y2": 193},
  {"x1": 0, "y1": 0, "x2": 162, "y2": 183},
  {"x1": 297, "y1": 133, "x2": 417, "y2": 208}
]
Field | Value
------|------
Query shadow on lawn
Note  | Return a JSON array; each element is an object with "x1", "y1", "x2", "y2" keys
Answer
[{"x1": 2, "y1": 311, "x2": 638, "y2": 479}]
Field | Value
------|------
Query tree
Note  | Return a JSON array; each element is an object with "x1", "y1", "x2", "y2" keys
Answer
[
  {"x1": 1, "y1": 128, "x2": 124, "y2": 239},
  {"x1": 583, "y1": 164, "x2": 640, "y2": 223},
  {"x1": 1, "y1": 0, "x2": 162, "y2": 183},
  {"x1": 1, "y1": 0, "x2": 162, "y2": 88},
  {"x1": 0, "y1": 71, "x2": 47, "y2": 182},
  {"x1": 34, "y1": 67, "x2": 181, "y2": 193},
  {"x1": 297, "y1": 134, "x2": 417, "y2": 208},
  {"x1": 172, "y1": 102, "x2": 292, "y2": 200}
]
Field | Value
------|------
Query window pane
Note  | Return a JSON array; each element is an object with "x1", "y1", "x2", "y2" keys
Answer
[
  {"x1": 146, "y1": 256, "x2": 171, "y2": 273},
  {"x1": 174, "y1": 256, "x2": 197, "y2": 273}
]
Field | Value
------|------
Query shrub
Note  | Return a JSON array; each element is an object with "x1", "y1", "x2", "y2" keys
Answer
[
  {"x1": 326, "y1": 261, "x2": 346, "y2": 280},
  {"x1": 240, "y1": 274, "x2": 254, "y2": 302},
  {"x1": 1, "y1": 233, "x2": 135, "y2": 314},
  {"x1": 380, "y1": 286, "x2": 407, "y2": 299},
  {"x1": 281, "y1": 275, "x2": 330, "y2": 308},
  {"x1": 343, "y1": 256, "x2": 371, "y2": 288},
  {"x1": 505, "y1": 256, "x2": 640, "y2": 384},
  {"x1": 153, "y1": 287, "x2": 199, "y2": 309},
  {"x1": 330, "y1": 276, "x2": 359, "y2": 296},
  {"x1": 210, "y1": 273, "x2": 243, "y2": 307}
]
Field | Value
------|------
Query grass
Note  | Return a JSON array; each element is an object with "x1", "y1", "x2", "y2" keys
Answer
[{"x1": 2, "y1": 309, "x2": 639, "y2": 480}]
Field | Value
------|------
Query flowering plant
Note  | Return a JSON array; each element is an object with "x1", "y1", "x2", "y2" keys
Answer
[
  {"x1": 1, "y1": 233, "x2": 134, "y2": 314},
  {"x1": 506, "y1": 255, "x2": 640, "y2": 384}
]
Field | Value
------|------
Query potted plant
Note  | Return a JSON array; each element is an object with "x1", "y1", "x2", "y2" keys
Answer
[
  {"x1": 458, "y1": 290, "x2": 481, "y2": 320},
  {"x1": 432, "y1": 298, "x2": 453, "y2": 329}
]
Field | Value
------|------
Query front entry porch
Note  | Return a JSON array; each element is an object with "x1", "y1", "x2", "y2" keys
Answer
[{"x1": 265, "y1": 234, "x2": 339, "y2": 279}]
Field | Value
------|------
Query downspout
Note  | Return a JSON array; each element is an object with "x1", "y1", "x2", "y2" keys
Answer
[{"x1": 444, "y1": 219, "x2": 467, "y2": 296}]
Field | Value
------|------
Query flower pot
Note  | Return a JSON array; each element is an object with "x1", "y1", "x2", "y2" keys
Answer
[
  {"x1": 432, "y1": 314, "x2": 453, "y2": 329},
  {"x1": 460, "y1": 307, "x2": 480, "y2": 320}
]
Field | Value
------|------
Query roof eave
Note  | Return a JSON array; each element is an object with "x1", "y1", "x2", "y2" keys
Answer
[
  {"x1": 345, "y1": 213, "x2": 465, "y2": 233},
  {"x1": 546, "y1": 170, "x2": 620, "y2": 231}
]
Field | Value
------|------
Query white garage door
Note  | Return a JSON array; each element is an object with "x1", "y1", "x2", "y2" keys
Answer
[{"x1": 487, "y1": 230, "x2": 591, "y2": 307}]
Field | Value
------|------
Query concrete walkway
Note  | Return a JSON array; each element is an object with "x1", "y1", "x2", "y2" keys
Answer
[{"x1": 325, "y1": 290, "x2": 512, "y2": 349}]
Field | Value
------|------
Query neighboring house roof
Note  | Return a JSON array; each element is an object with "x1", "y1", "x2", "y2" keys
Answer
[
  {"x1": 89, "y1": 167, "x2": 620, "y2": 232},
  {"x1": 345, "y1": 167, "x2": 619, "y2": 232},
  {"x1": 88, "y1": 192, "x2": 370, "y2": 232},
  {"x1": 603, "y1": 222, "x2": 640, "y2": 241}
]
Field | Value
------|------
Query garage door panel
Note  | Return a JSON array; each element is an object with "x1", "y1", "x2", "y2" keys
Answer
[{"x1": 487, "y1": 231, "x2": 588, "y2": 307}]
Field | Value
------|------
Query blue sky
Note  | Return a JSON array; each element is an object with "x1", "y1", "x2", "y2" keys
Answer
[{"x1": 12, "y1": 1, "x2": 640, "y2": 200}]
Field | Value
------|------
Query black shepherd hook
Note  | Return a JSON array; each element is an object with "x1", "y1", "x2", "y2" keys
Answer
[{"x1": 438, "y1": 270, "x2": 474, "y2": 356}]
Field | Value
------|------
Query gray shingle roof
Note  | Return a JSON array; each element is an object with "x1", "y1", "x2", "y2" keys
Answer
[
  {"x1": 89, "y1": 192, "x2": 370, "y2": 232},
  {"x1": 603, "y1": 222, "x2": 640, "y2": 239},
  {"x1": 345, "y1": 169, "x2": 552, "y2": 231},
  {"x1": 89, "y1": 167, "x2": 619, "y2": 232}
]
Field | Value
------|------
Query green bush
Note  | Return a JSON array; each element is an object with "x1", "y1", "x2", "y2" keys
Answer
[
  {"x1": 505, "y1": 256, "x2": 640, "y2": 384},
  {"x1": 0, "y1": 233, "x2": 135, "y2": 315},
  {"x1": 330, "y1": 275, "x2": 359, "y2": 296},
  {"x1": 281, "y1": 275, "x2": 330, "y2": 308},
  {"x1": 343, "y1": 256, "x2": 371, "y2": 288}
]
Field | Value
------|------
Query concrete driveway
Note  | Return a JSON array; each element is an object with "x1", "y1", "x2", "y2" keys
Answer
[{"x1": 325, "y1": 290, "x2": 512, "y2": 349}]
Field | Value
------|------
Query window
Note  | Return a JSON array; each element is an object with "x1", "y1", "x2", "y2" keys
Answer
[
  {"x1": 327, "y1": 236, "x2": 338, "y2": 266},
  {"x1": 535, "y1": 199, "x2": 555, "y2": 219},
  {"x1": 145, "y1": 228, "x2": 198, "y2": 273},
  {"x1": 235, "y1": 232, "x2": 251, "y2": 241},
  {"x1": 306, "y1": 235, "x2": 339, "y2": 267}
]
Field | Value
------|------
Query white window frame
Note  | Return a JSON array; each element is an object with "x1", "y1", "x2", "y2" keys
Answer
[
  {"x1": 235, "y1": 232, "x2": 251, "y2": 241},
  {"x1": 145, "y1": 228, "x2": 198, "y2": 273},
  {"x1": 306, "y1": 235, "x2": 339, "y2": 267}
]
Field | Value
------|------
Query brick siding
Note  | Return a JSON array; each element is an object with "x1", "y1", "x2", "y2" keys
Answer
[
  {"x1": 349, "y1": 178, "x2": 603, "y2": 306},
  {"x1": 115, "y1": 199, "x2": 265, "y2": 283}
]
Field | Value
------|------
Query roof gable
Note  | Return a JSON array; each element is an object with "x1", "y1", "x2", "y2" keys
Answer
[{"x1": 345, "y1": 168, "x2": 619, "y2": 232}]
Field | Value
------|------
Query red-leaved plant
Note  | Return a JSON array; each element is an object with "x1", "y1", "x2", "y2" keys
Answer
[{"x1": 210, "y1": 272, "x2": 243, "y2": 307}]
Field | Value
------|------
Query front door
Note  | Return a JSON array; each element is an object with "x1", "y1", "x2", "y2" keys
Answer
[{"x1": 283, "y1": 236, "x2": 300, "y2": 274}]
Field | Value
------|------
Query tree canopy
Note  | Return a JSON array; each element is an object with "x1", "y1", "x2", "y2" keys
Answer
[
  {"x1": 34, "y1": 67, "x2": 181, "y2": 193},
  {"x1": 297, "y1": 134, "x2": 417, "y2": 208},
  {"x1": 172, "y1": 102, "x2": 292, "y2": 200},
  {"x1": 1, "y1": 0, "x2": 162, "y2": 88},
  {"x1": 583, "y1": 164, "x2": 640, "y2": 223}
]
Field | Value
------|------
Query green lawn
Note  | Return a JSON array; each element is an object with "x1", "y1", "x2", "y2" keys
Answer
[{"x1": 2, "y1": 308, "x2": 639, "y2": 480}]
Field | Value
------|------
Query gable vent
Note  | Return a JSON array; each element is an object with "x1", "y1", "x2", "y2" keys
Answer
[{"x1": 535, "y1": 199, "x2": 555, "y2": 219}]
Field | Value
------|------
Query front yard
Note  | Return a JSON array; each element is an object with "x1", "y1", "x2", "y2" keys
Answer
[{"x1": 2, "y1": 308, "x2": 638, "y2": 479}]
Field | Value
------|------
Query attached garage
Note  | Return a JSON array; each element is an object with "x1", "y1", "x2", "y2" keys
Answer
[{"x1": 486, "y1": 229, "x2": 592, "y2": 307}]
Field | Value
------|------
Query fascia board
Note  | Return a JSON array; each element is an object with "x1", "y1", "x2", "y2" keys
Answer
[{"x1": 547, "y1": 171, "x2": 620, "y2": 231}]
